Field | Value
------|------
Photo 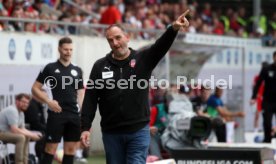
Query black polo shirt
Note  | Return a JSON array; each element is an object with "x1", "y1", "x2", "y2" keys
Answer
[{"x1": 36, "y1": 60, "x2": 84, "y2": 113}]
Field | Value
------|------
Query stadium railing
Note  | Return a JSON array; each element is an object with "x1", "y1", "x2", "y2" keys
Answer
[{"x1": 0, "y1": 16, "x2": 167, "y2": 39}]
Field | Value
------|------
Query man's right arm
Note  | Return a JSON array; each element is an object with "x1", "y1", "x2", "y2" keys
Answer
[
  {"x1": 217, "y1": 106, "x2": 244, "y2": 118},
  {"x1": 81, "y1": 63, "x2": 99, "y2": 132},
  {"x1": 32, "y1": 82, "x2": 50, "y2": 104},
  {"x1": 32, "y1": 81, "x2": 62, "y2": 112},
  {"x1": 10, "y1": 125, "x2": 41, "y2": 140},
  {"x1": 80, "y1": 62, "x2": 100, "y2": 147},
  {"x1": 32, "y1": 65, "x2": 62, "y2": 112}
]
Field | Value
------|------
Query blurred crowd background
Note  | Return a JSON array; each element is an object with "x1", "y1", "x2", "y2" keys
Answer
[{"x1": 0, "y1": 0, "x2": 275, "y2": 45}]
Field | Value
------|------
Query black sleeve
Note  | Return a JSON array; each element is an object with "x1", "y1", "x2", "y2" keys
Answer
[
  {"x1": 252, "y1": 67, "x2": 266, "y2": 99},
  {"x1": 81, "y1": 62, "x2": 100, "y2": 132},
  {"x1": 143, "y1": 26, "x2": 178, "y2": 70},
  {"x1": 36, "y1": 64, "x2": 49, "y2": 84}
]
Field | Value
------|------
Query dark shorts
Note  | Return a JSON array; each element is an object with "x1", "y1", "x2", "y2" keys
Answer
[{"x1": 45, "y1": 111, "x2": 81, "y2": 143}]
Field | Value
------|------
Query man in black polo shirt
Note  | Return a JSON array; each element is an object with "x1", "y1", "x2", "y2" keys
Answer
[{"x1": 32, "y1": 37, "x2": 84, "y2": 164}]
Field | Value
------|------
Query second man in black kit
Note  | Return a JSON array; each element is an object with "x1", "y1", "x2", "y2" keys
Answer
[{"x1": 32, "y1": 37, "x2": 84, "y2": 164}]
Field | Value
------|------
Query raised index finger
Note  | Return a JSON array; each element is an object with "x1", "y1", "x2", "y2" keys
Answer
[{"x1": 181, "y1": 9, "x2": 190, "y2": 18}]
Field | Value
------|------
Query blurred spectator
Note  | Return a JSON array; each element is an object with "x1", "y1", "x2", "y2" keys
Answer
[
  {"x1": 57, "y1": 2, "x2": 69, "y2": 14},
  {"x1": 32, "y1": 0, "x2": 45, "y2": 14},
  {"x1": 45, "y1": 0, "x2": 60, "y2": 9},
  {"x1": 9, "y1": 5, "x2": 24, "y2": 31},
  {"x1": 149, "y1": 88, "x2": 168, "y2": 160},
  {"x1": 25, "y1": 97, "x2": 47, "y2": 163},
  {"x1": 54, "y1": 13, "x2": 71, "y2": 35},
  {"x1": 201, "y1": 2, "x2": 212, "y2": 24},
  {"x1": 68, "y1": 14, "x2": 82, "y2": 34},
  {"x1": 3, "y1": 0, "x2": 14, "y2": 16},
  {"x1": 200, "y1": 23, "x2": 212, "y2": 34},
  {"x1": 39, "y1": 13, "x2": 51, "y2": 33},
  {"x1": 25, "y1": 98, "x2": 46, "y2": 134},
  {"x1": 220, "y1": 8, "x2": 232, "y2": 33},
  {"x1": 23, "y1": 1, "x2": 39, "y2": 18},
  {"x1": 269, "y1": 12, "x2": 276, "y2": 31},
  {"x1": 141, "y1": 18, "x2": 155, "y2": 39},
  {"x1": 230, "y1": 13, "x2": 241, "y2": 33},
  {"x1": 212, "y1": 16, "x2": 224, "y2": 35},
  {"x1": 191, "y1": 86, "x2": 211, "y2": 117},
  {"x1": 206, "y1": 87, "x2": 244, "y2": 142},
  {"x1": 24, "y1": 22, "x2": 35, "y2": 32},
  {"x1": 248, "y1": 11, "x2": 267, "y2": 35},
  {"x1": 99, "y1": 0, "x2": 122, "y2": 25},
  {"x1": 0, "y1": 93, "x2": 42, "y2": 164},
  {"x1": 237, "y1": 7, "x2": 248, "y2": 29}
]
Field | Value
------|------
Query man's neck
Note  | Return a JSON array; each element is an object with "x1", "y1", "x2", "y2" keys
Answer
[
  {"x1": 59, "y1": 59, "x2": 71, "y2": 67},
  {"x1": 112, "y1": 50, "x2": 130, "y2": 60}
]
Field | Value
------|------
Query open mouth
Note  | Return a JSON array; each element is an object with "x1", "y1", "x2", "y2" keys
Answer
[{"x1": 114, "y1": 46, "x2": 121, "y2": 50}]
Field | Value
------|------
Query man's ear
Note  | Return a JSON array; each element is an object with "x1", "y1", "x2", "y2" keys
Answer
[{"x1": 126, "y1": 33, "x2": 130, "y2": 42}]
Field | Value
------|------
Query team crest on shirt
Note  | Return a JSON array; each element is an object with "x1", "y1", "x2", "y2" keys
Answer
[
  {"x1": 71, "y1": 69, "x2": 78, "y2": 76},
  {"x1": 130, "y1": 59, "x2": 136, "y2": 68},
  {"x1": 268, "y1": 71, "x2": 274, "y2": 77}
]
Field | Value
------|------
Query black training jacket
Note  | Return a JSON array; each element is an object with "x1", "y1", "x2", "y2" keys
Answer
[
  {"x1": 81, "y1": 26, "x2": 178, "y2": 133},
  {"x1": 252, "y1": 63, "x2": 276, "y2": 103}
]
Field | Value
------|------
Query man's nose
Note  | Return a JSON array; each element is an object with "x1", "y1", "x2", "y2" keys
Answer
[{"x1": 113, "y1": 40, "x2": 119, "y2": 46}]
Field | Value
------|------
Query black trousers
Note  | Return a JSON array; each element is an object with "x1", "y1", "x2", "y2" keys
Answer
[
  {"x1": 262, "y1": 102, "x2": 276, "y2": 143},
  {"x1": 212, "y1": 118, "x2": 226, "y2": 142},
  {"x1": 35, "y1": 136, "x2": 46, "y2": 162}
]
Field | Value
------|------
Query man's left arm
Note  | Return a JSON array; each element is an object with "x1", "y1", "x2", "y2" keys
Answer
[
  {"x1": 145, "y1": 10, "x2": 190, "y2": 69},
  {"x1": 21, "y1": 128, "x2": 42, "y2": 140},
  {"x1": 77, "y1": 89, "x2": 85, "y2": 110}
]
